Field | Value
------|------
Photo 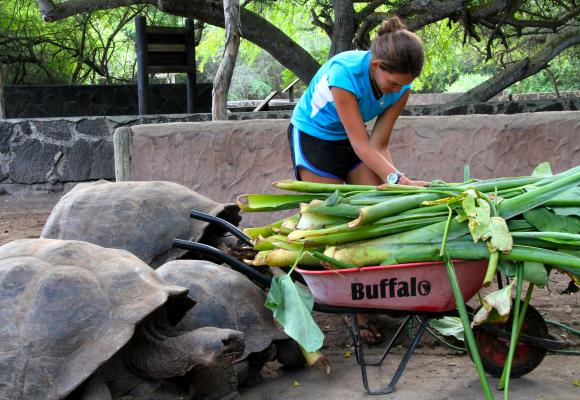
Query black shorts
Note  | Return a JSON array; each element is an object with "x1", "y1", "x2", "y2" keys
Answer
[{"x1": 287, "y1": 123, "x2": 362, "y2": 181}]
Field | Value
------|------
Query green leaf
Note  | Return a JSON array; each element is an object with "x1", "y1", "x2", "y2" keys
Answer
[
  {"x1": 498, "y1": 260, "x2": 518, "y2": 277},
  {"x1": 295, "y1": 212, "x2": 349, "y2": 230},
  {"x1": 237, "y1": 193, "x2": 326, "y2": 212},
  {"x1": 323, "y1": 190, "x2": 343, "y2": 206},
  {"x1": 462, "y1": 189, "x2": 478, "y2": 217},
  {"x1": 486, "y1": 217, "x2": 513, "y2": 253},
  {"x1": 469, "y1": 198, "x2": 491, "y2": 241},
  {"x1": 472, "y1": 281, "x2": 515, "y2": 327},
  {"x1": 430, "y1": 316, "x2": 464, "y2": 341},
  {"x1": 524, "y1": 207, "x2": 580, "y2": 234},
  {"x1": 550, "y1": 207, "x2": 580, "y2": 217},
  {"x1": 532, "y1": 162, "x2": 553, "y2": 177},
  {"x1": 264, "y1": 275, "x2": 324, "y2": 352},
  {"x1": 523, "y1": 261, "x2": 548, "y2": 287}
]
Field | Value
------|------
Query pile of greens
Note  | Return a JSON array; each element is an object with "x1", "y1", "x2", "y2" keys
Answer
[{"x1": 239, "y1": 163, "x2": 579, "y2": 399}]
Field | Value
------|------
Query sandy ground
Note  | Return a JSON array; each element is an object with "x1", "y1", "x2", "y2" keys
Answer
[{"x1": 1, "y1": 191, "x2": 578, "y2": 400}]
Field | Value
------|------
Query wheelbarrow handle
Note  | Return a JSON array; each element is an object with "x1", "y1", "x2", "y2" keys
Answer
[
  {"x1": 172, "y1": 238, "x2": 272, "y2": 287},
  {"x1": 189, "y1": 210, "x2": 253, "y2": 246}
]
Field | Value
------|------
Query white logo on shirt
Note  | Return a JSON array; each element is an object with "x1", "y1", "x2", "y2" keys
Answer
[{"x1": 310, "y1": 74, "x2": 333, "y2": 118}]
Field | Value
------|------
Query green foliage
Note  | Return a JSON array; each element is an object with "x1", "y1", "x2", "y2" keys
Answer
[
  {"x1": 445, "y1": 73, "x2": 493, "y2": 93},
  {"x1": 1, "y1": 0, "x2": 577, "y2": 97},
  {"x1": 508, "y1": 48, "x2": 580, "y2": 94},
  {"x1": 0, "y1": 0, "x2": 145, "y2": 84},
  {"x1": 195, "y1": 0, "x2": 328, "y2": 99},
  {"x1": 265, "y1": 273, "x2": 324, "y2": 352}
]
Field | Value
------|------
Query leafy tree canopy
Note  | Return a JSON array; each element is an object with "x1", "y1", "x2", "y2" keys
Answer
[{"x1": 1, "y1": 0, "x2": 578, "y2": 102}]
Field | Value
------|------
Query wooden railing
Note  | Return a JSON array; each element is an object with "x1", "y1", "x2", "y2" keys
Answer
[{"x1": 253, "y1": 78, "x2": 300, "y2": 112}]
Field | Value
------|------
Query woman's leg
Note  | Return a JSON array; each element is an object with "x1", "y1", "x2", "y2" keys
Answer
[
  {"x1": 346, "y1": 162, "x2": 383, "y2": 186},
  {"x1": 298, "y1": 167, "x2": 343, "y2": 184}
]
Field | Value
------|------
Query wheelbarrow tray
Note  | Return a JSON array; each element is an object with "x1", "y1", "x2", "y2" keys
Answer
[{"x1": 297, "y1": 260, "x2": 487, "y2": 312}]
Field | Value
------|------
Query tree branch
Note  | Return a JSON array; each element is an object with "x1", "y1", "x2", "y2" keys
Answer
[{"x1": 450, "y1": 26, "x2": 580, "y2": 103}]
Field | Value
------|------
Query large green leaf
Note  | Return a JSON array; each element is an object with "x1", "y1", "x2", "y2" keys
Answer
[
  {"x1": 550, "y1": 207, "x2": 580, "y2": 217},
  {"x1": 430, "y1": 316, "x2": 464, "y2": 341},
  {"x1": 265, "y1": 275, "x2": 324, "y2": 352},
  {"x1": 524, "y1": 207, "x2": 580, "y2": 234},
  {"x1": 523, "y1": 261, "x2": 548, "y2": 287}
]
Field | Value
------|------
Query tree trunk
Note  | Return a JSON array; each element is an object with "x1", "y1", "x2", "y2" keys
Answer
[
  {"x1": 212, "y1": 0, "x2": 240, "y2": 120},
  {"x1": 450, "y1": 27, "x2": 580, "y2": 103},
  {"x1": 0, "y1": 65, "x2": 5, "y2": 119},
  {"x1": 329, "y1": 0, "x2": 354, "y2": 57}
]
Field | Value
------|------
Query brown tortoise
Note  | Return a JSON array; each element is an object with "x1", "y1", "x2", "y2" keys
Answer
[
  {"x1": 41, "y1": 181, "x2": 240, "y2": 268},
  {"x1": 156, "y1": 259, "x2": 305, "y2": 388},
  {"x1": 0, "y1": 239, "x2": 245, "y2": 400}
]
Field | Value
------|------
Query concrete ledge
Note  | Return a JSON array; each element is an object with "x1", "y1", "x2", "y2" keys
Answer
[{"x1": 116, "y1": 111, "x2": 580, "y2": 226}]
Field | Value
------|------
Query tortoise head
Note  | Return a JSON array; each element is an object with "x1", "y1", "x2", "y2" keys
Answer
[{"x1": 120, "y1": 307, "x2": 245, "y2": 380}]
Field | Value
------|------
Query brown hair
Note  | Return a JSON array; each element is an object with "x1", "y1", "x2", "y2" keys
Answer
[{"x1": 370, "y1": 16, "x2": 424, "y2": 77}]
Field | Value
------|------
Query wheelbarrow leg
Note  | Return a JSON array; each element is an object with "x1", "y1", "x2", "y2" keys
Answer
[
  {"x1": 350, "y1": 315, "x2": 412, "y2": 367},
  {"x1": 349, "y1": 314, "x2": 431, "y2": 395}
]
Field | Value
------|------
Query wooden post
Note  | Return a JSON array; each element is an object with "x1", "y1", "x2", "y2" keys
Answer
[
  {"x1": 135, "y1": 15, "x2": 150, "y2": 116},
  {"x1": 212, "y1": 0, "x2": 240, "y2": 120},
  {"x1": 185, "y1": 18, "x2": 196, "y2": 114},
  {"x1": 113, "y1": 127, "x2": 134, "y2": 181}
]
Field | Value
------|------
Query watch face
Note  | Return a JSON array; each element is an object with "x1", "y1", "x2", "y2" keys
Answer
[{"x1": 387, "y1": 173, "x2": 398, "y2": 184}]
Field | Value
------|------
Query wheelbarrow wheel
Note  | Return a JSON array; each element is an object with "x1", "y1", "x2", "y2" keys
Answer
[{"x1": 470, "y1": 301, "x2": 548, "y2": 378}]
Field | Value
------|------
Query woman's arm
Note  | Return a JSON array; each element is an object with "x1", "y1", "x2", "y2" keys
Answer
[
  {"x1": 369, "y1": 91, "x2": 428, "y2": 186},
  {"x1": 331, "y1": 87, "x2": 399, "y2": 181},
  {"x1": 369, "y1": 90, "x2": 409, "y2": 153}
]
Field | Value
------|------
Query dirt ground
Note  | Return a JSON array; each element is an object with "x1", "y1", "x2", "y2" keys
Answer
[{"x1": 1, "y1": 190, "x2": 578, "y2": 400}]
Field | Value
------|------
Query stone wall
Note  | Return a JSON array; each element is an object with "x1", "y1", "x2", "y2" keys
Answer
[
  {"x1": 0, "y1": 112, "x2": 291, "y2": 192},
  {"x1": 120, "y1": 112, "x2": 580, "y2": 226},
  {"x1": 5, "y1": 83, "x2": 213, "y2": 118},
  {"x1": 403, "y1": 97, "x2": 577, "y2": 116},
  {"x1": 2, "y1": 108, "x2": 579, "y2": 194},
  {"x1": 227, "y1": 98, "x2": 578, "y2": 114}
]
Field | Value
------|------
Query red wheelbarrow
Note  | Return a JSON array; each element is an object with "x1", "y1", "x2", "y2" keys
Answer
[{"x1": 173, "y1": 211, "x2": 567, "y2": 396}]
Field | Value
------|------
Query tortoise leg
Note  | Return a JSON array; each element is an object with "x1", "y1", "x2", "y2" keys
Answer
[
  {"x1": 239, "y1": 344, "x2": 276, "y2": 387},
  {"x1": 77, "y1": 372, "x2": 113, "y2": 400},
  {"x1": 191, "y1": 362, "x2": 241, "y2": 400},
  {"x1": 275, "y1": 338, "x2": 306, "y2": 369}
]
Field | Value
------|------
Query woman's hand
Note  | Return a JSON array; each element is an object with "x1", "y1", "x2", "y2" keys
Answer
[{"x1": 399, "y1": 175, "x2": 429, "y2": 187}]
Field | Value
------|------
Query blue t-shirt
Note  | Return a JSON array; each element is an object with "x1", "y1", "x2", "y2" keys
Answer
[{"x1": 291, "y1": 50, "x2": 410, "y2": 141}]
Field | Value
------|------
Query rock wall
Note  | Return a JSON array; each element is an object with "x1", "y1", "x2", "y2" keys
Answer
[
  {"x1": 228, "y1": 98, "x2": 578, "y2": 115},
  {"x1": 0, "y1": 112, "x2": 291, "y2": 192},
  {"x1": 2, "y1": 110, "x2": 579, "y2": 196},
  {"x1": 124, "y1": 112, "x2": 580, "y2": 226}
]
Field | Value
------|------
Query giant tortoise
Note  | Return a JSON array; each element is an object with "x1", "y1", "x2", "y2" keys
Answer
[
  {"x1": 157, "y1": 259, "x2": 305, "y2": 387},
  {"x1": 41, "y1": 181, "x2": 240, "y2": 268},
  {"x1": 0, "y1": 239, "x2": 245, "y2": 400}
]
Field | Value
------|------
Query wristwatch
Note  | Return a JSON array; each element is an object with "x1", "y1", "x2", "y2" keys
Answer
[{"x1": 386, "y1": 171, "x2": 402, "y2": 184}]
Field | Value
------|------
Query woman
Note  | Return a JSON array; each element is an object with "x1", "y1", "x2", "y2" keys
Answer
[{"x1": 288, "y1": 16, "x2": 427, "y2": 344}]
